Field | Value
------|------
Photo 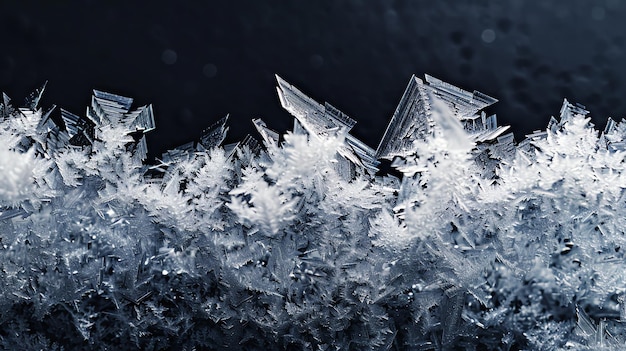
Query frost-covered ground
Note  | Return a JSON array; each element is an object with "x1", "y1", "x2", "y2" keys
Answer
[{"x1": 0, "y1": 76, "x2": 625, "y2": 350}]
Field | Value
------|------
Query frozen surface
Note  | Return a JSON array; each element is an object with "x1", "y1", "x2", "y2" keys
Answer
[{"x1": 0, "y1": 76, "x2": 625, "y2": 349}]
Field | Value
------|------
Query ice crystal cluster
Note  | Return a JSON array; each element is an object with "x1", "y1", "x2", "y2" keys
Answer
[{"x1": 1, "y1": 74, "x2": 626, "y2": 350}]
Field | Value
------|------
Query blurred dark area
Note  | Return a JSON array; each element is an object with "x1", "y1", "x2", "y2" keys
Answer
[{"x1": 1, "y1": 0, "x2": 625, "y2": 159}]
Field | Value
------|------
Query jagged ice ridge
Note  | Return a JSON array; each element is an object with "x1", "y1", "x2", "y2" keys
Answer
[{"x1": 0, "y1": 75, "x2": 626, "y2": 350}]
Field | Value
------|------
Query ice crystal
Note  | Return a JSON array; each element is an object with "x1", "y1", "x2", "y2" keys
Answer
[{"x1": 0, "y1": 75, "x2": 626, "y2": 350}]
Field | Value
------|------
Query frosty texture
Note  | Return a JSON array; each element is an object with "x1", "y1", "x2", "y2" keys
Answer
[{"x1": 0, "y1": 76, "x2": 625, "y2": 350}]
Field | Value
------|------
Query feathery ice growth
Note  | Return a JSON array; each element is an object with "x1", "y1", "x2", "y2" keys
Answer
[{"x1": 0, "y1": 75, "x2": 626, "y2": 350}]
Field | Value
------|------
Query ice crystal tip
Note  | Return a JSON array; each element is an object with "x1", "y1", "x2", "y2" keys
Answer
[
  {"x1": 0, "y1": 74, "x2": 625, "y2": 349},
  {"x1": 375, "y1": 74, "x2": 511, "y2": 160},
  {"x1": 252, "y1": 118, "x2": 279, "y2": 148},
  {"x1": 199, "y1": 114, "x2": 229, "y2": 149},
  {"x1": 25, "y1": 81, "x2": 48, "y2": 110}
]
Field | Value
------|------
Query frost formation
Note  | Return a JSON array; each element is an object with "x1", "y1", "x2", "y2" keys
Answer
[{"x1": 0, "y1": 74, "x2": 626, "y2": 350}]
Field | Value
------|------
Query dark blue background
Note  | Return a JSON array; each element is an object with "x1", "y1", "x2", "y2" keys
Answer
[{"x1": 2, "y1": 0, "x2": 625, "y2": 158}]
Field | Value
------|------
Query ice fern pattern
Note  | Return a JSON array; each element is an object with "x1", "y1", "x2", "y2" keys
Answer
[{"x1": 1, "y1": 75, "x2": 626, "y2": 350}]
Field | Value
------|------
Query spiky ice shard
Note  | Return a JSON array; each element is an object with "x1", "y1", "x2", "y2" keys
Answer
[{"x1": 0, "y1": 75, "x2": 625, "y2": 350}]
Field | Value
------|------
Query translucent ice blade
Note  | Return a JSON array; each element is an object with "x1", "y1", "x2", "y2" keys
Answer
[
  {"x1": 240, "y1": 135, "x2": 260, "y2": 155},
  {"x1": 276, "y1": 74, "x2": 325, "y2": 133},
  {"x1": 576, "y1": 306, "x2": 596, "y2": 339},
  {"x1": 293, "y1": 118, "x2": 306, "y2": 135},
  {"x1": 199, "y1": 115, "x2": 229, "y2": 149},
  {"x1": 134, "y1": 135, "x2": 148, "y2": 161},
  {"x1": 25, "y1": 81, "x2": 47, "y2": 110},
  {"x1": 61, "y1": 109, "x2": 83, "y2": 138},
  {"x1": 2, "y1": 92, "x2": 10, "y2": 108},
  {"x1": 37, "y1": 104, "x2": 56, "y2": 128},
  {"x1": 345, "y1": 135, "x2": 379, "y2": 175},
  {"x1": 276, "y1": 75, "x2": 355, "y2": 135},
  {"x1": 222, "y1": 135, "x2": 260, "y2": 161},
  {"x1": 323, "y1": 102, "x2": 356, "y2": 131},
  {"x1": 61, "y1": 108, "x2": 95, "y2": 147},
  {"x1": 559, "y1": 98, "x2": 589, "y2": 124},
  {"x1": 377, "y1": 74, "x2": 504, "y2": 160},
  {"x1": 252, "y1": 118, "x2": 279, "y2": 148},
  {"x1": 604, "y1": 117, "x2": 616, "y2": 134},
  {"x1": 93, "y1": 90, "x2": 133, "y2": 111},
  {"x1": 0, "y1": 93, "x2": 16, "y2": 120},
  {"x1": 484, "y1": 113, "x2": 498, "y2": 130},
  {"x1": 376, "y1": 75, "x2": 432, "y2": 160},
  {"x1": 471, "y1": 125, "x2": 510, "y2": 143},
  {"x1": 276, "y1": 75, "x2": 377, "y2": 176},
  {"x1": 88, "y1": 90, "x2": 134, "y2": 125},
  {"x1": 425, "y1": 74, "x2": 498, "y2": 117},
  {"x1": 127, "y1": 105, "x2": 155, "y2": 133}
]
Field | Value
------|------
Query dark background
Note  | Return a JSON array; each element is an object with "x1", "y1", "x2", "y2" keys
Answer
[{"x1": 1, "y1": 0, "x2": 625, "y2": 159}]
